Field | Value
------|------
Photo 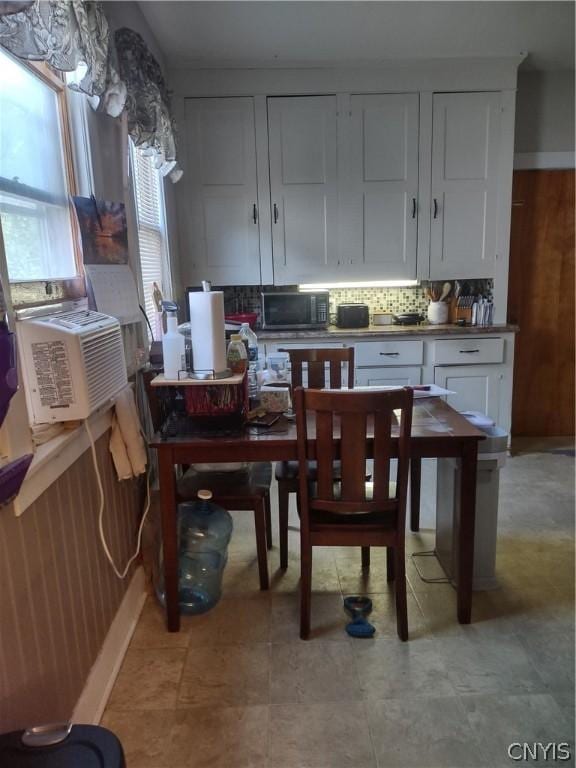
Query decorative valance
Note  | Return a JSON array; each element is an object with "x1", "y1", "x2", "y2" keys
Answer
[
  {"x1": 114, "y1": 27, "x2": 181, "y2": 181},
  {"x1": 0, "y1": 0, "x2": 180, "y2": 181}
]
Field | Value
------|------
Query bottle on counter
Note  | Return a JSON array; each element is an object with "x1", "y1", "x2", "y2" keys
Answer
[
  {"x1": 239, "y1": 323, "x2": 259, "y2": 400},
  {"x1": 162, "y1": 303, "x2": 186, "y2": 379},
  {"x1": 239, "y1": 323, "x2": 258, "y2": 362},
  {"x1": 226, "y1": 334, "x2": 248, "y2": 374}
]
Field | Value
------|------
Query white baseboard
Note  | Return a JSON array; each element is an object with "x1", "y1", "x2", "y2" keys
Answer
[
  {"x1": 514, "y1": 151, "x2": 575, "y2": 169},
  {"x1": 72, "y1": 566, "x2": 148, "y2": 724}
]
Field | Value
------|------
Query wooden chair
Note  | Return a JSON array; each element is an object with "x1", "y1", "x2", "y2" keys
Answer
[
  {"x1": 275, "y1": 347, "x2": 355, "y2": 569},
  {"x1": 142, "y1": 369, "x2": 271, "y2": 590},
  {"x1": 295, "y1": 386, "x2": 413, "y2": 640}
]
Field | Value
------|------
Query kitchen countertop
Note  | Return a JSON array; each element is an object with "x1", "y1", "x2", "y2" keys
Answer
[{"x1": 257, "y1": 323, "x2": 518, "y2": 340}]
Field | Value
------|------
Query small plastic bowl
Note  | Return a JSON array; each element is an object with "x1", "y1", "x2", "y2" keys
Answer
[{"x1": 225, "y1": 312, "x2": 258, "y2": 329}]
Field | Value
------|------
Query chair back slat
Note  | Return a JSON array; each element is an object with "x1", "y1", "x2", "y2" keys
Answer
[
  {"x1": 291, "y1": 360, "x2": 304, "y2": 389},
  {"x1": 279, "y1": 347, "x2": 355, "y2": 391},
  {"x1": 308, "y1": 360, "x2": 327, "y2": 389},
  {"x1": 373, "y1": 410, "x2": 392, "y2": 501},
  {"x1": 395, "y1": 397, "x2": 413, "y2": 516},
  {"x1": 315, "y1": 409, "x2": 335, "y2": 499},
  {"x1": 329, "y1": 361, "x2": 342, "y2": 389},
  {"x1": 297, "y1": 387, "x2": 414, "y2": 517},
  {"x1": 340, "y1": 411, "x2": 368, "y2": 501}
]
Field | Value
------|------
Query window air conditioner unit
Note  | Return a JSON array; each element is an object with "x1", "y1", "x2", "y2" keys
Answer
[{"x1": 17, "y1": 310, "x2": 127, "y2": 424}]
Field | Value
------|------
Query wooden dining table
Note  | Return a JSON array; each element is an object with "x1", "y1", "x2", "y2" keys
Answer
[{"x1": 150, "y1": 397, "x2": 484, "y2": 632}]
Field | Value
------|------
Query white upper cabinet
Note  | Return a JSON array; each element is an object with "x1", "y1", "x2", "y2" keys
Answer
[
  {"x1": 268, "y1": 96, "x2": 339, "y2": 284},
  {"x1": 345, "y1": 94, "x2": 419, "y2": 280},
  {"x1": 180, "y1": 98, "x2": 261, "y2": 286},
  {"x1": 429, "y1": 92, "x2": 502, "y2": 279},
  {"x1": 177, "y1": 81, "x2": 514, "y2": 288}
]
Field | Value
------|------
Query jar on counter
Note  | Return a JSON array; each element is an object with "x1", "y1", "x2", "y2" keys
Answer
[{"x1": 226, "y1": 334, "x2": 248, "y2": 374}]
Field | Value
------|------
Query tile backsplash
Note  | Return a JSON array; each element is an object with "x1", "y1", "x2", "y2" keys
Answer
[
  {"x1": 327, "y1": 287, "x2": 428, "y2": 318},
  {"x1": 223, "y1": 285, "x2": 428, "y2": 326},
  {"x1": 221, "y1": 282, "x2": 493, "y2": 328}
]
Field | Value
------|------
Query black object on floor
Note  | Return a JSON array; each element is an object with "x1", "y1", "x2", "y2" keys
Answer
[
  {"x1": 343, "y1": 595, "x2": 375, "y2": 638},
  {"x1": 0, "y1": 724, "x2": 125, "y2": 768},
  {"x1": 343, "y1": 595, "x2": 373, "y2": 618}
]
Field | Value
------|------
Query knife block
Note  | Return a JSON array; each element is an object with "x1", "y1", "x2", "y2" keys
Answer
[{"x1": 449, "y1": 298, "x2": 473, "y2": 325}]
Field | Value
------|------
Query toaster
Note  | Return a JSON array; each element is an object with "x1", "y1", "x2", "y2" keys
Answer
[{"x1": 336, "y1": 303, "x2": 370, "y2": 328}]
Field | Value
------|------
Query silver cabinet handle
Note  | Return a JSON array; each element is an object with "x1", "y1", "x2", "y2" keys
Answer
[
  {"x1": 412, "y1": 198, "x2": 417, "y2": 219},
  {"x1": 252, "y1": 203, "x2": 258, "y2": 224},
  {"x1": 273, "y1": 203, "x2": 279, "y2": 223},
  {"x1": 459, "y1": 349, "x2": 480, "y2": 354},
  {"x1": 380, "y1": 352, "x2": 400, "y2": 356},
  {"x1": 433, "y1": 198, "x2": 438, "y2": 219}
]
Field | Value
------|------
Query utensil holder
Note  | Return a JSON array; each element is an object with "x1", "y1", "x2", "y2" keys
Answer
[{"x1": 427, "y1": 301, "x2": 449, "y2": 325}]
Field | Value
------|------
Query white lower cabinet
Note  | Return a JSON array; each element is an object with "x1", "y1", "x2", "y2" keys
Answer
[
  {"x1": 433, "y1": 365, "x2": 504, "y2": 425},
  {"x1": 260, "y1": 332, "x2": 514, "y2": 434},
  {"x1": 356, "y1": 367, "x2": 422, "y2": 387}
]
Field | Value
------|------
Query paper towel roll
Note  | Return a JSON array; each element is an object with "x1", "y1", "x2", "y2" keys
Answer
[{"x1": 189, "y1": 291, "x2": 227, "y2": 375}]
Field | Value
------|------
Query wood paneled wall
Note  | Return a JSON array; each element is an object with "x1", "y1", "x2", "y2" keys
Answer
[
  {"x1": 508, "y1": 170, "x2": 575, "y2": 437},
  {"x1": 0, "y1": 433, "x2": 140, "y2": 732}
]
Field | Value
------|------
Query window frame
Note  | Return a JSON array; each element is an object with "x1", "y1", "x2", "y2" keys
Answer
[{"x1": 1, "y1": 57, "x2": 85, "y2": 308}]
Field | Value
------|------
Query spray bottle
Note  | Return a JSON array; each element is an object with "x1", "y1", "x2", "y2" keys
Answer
[{"x1": 161, "y1": 300, "x2": 186, "y2": 379}]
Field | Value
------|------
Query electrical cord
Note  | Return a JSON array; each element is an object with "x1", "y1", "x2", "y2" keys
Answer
[
  {"x1": 85, "y1": 419, "x2": 151, "y2": 580},
  {"x1": 139, "y1": 304, "x2": 155, "y2": 340}
]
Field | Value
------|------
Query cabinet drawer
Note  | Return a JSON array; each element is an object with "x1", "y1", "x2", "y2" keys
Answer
[
  {"x1": 434, "y1": 338, "x2": 504, "y2": 365},
  {"x1": 355, "y1": 340, "x2": 423, "y2": 367},
  {"x1": 356, "y1": 367, "x2": 422, "y2": 388}
]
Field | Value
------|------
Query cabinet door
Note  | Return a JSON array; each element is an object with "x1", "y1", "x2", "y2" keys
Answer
[
  {"x1": 268, "y1": 96, "x2": 338, "y2": 284},
  {"x1": 434, "y1": 365, "x2": 503, "y2": 424},
  {"x1": 430, "y1": 92, "x2": 501, "y2": 279},
  {"x1": 181, "y1": 98, "x2": 261, "y2": 286},
  {"x1": 356, "y1": 367, "x2": 422, "y2": 387},
  {"x1": 347, "y1": 94, "x2": 419, "y2": 279}
]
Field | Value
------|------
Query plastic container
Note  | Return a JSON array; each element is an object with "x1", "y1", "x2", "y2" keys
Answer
[
  {"x1": 162, "y1": 311, "x2": 186, "y2": 379},
  {"x1": 225, "y1": 312, "x2": 258, "y2": 329},
  {"x1": 239, "y1": 323, "x2": 259, "y2": 400},
  {"x1": 0, "y1": 724, "x2": 125, "y2": 767},
  {"x1": 435, "y1": 422, "x2": 508, "y2": 590},
  {"x1": 226, "y1": 334, "x2": 248, "y2": 374},
  {"x1": 177, "y1": 321, "x2": 193, "y2": 371},
  {"x1": 239, "y1": 323, "x2": 258, "y2": 362},
  {"x1": 155, "y1": 490, "x2": 233, "y2": 614}
]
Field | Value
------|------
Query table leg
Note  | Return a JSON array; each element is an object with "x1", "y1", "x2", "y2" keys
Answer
[
  {"x1": 457, "y1": 441, "x2": 478, "y2": 624},
  {"x1": 159, "y1": 448, "x2": 180, "y2": 632},
  {"x1": 410, "y1": 457, "x2": 421, "y2": 532}
]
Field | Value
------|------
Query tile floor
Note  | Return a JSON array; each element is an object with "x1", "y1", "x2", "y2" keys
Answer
[{"x1": 103, "y1": 444, "x2": 575, "y2": 768}]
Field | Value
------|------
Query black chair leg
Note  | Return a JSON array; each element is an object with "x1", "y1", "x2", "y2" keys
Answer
[
  {"x1": 394, "y1": 546, "x2": 408, "y2": 641},
  {"x1": 264, "y1": 492, "x2": 273, "y2": 550},
  {"x1": 387, "y1": 546, "x2": 395, "y2": 582},
  {"x1": 361, "y1": 546, "x2": 370, "y2": 569},
  {"x1": 253, "y1": 501, "x2": 269, "y2": 591},
  {"x1": 278, "y1": 481, "x2": 289, "y2": 569},
  {"x1": 300, "y1": 544, "x2": 312, "y2": 639},
  {"x1": 410, "y1": 458, "x2": 421, "y2": 532}
]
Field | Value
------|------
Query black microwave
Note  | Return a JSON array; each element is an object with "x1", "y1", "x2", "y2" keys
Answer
[{"x1": 261, "y1": 291, "x2": 329, "y2": 330}]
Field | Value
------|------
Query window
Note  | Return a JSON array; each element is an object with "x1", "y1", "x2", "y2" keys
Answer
[
  {"x1": 0, "y1": 48, "x2": 79, "y2": 289},
  {"x1": 131, "y1": 143, "x2": 171, "y2": 335}
]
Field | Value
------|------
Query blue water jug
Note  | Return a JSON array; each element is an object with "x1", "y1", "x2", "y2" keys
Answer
[{"x1": 155, "y1": 490, "x2": 233, "y2": 615}]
